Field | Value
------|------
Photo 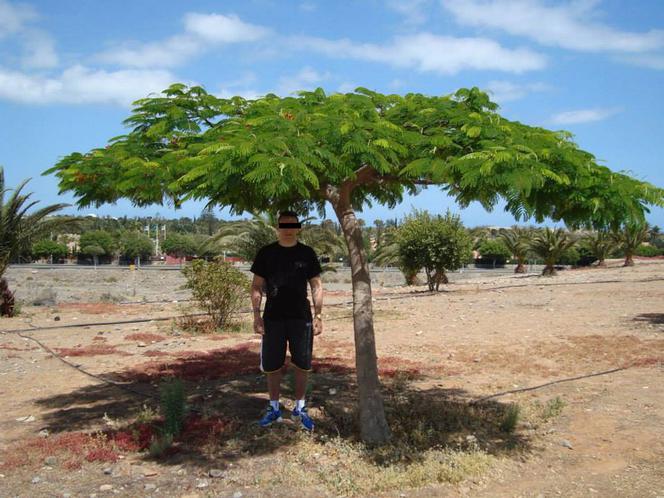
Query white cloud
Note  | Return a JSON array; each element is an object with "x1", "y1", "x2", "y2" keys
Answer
[
  {"x1": 441, "y1": 0, "x2": 664, "y2": 53},
  {"x1": 183, "y1": 13, "x2": 269, "y2": 43},
  {"x1": 621, "y1": 54, "x2": 664, "y2": 70},
  {"x1": 276, "y1": 66, "x2": 329, "y2": 95},
  {"x1": 387, "y1": 0, "x2": 432, "y2": 25},
  {"x1": 0, "y1": 0, "x2": 35, "y2": 38},
  {"x1": 98, "y1": 13, "x2": 270, "y2": 68},
  {"x1": 299, "y1": 2, "x2": 317, "y2": 12},
  {"x1": 293, "y1": 32, "x2": 546, "y2": 74},
  {"x1": 551, "y1": 107, "x2": 620, "y2": 125},
  {"x1": 485, "y1": 80, "x2": 550, "y2": 103},
  {"x1": 20, "y1": 29, "x2": 58, "y2": 68},
  {"x1": 0, "y1": 65, "x2": 176, "y2": 105}
]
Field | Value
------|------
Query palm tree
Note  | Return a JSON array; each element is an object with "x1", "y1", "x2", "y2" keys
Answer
[
  {"x1": 299, "y1": 220, "x2": 346, "y2": 264},
  {"x1": 613, "y1": 223, "x2": 650, "y2": 267},
  {"x1": 583, "y1": 230, "x2": 614, "y2": 267},
  {"x1": 207, "y1": 212, "x2": 278, "y2": 262},
  {"x1": 499, "y1": 226, "x2": 533, "y2": 273},
  {"x1": 0, "y1": 167, "x2": 69, "y2": 316},
  {"x1": 530, "y1": 228, "x2": 576, "y2": 276}
]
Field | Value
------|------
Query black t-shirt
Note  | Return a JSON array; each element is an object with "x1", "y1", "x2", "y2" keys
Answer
[{"x1": 251, "y1": 241, "x2": 322, "y2": 320}]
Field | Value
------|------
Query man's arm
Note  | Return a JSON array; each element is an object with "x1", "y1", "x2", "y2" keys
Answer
[
  {"x1": 309, "y1": 275, "x2": 323, "y2": 335},
  {"x1": 251, "y1": 274, "x2": 265, "y2": 335}
]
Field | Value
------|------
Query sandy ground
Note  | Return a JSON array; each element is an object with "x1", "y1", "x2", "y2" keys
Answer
[{"x1": 0, "y1": 260, "x2": 662, "y2": 497}]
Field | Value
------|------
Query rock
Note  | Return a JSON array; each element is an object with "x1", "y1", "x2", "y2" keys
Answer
[
  {"x1": 143, "y1": 469, "x2": 158, "y2": 477},
  {"x1": 195, "y1": 479, "x2": 209, "y2": 488},
  {"x1": 54, "y1": 316, "x2": 61, "y2": 321},
  {"x1": 466, "y1": 435, "x2": 477, "y2": 443},
  {"x1": 233, "y1": 492, "x2": 243, "y2": 498},
  {"x1": 328, "y1": 388, "x2": 337, "y2": 395},
  {"x1": 208, "y1": 469, "x2": 225, "y2": 478},
  {"x1": 103, "y1": 467, "x2": 113, "y2": 475},
  {"x1": 39, "y1": 429, "x2": 50, "y2": 437},
  {"x1": 16, "y1": 415, "x2": 36, "y2": 422},
  {"x1": 44, "y1": 456, "x2": 57, "y2": 466},
  {"x1": 32, "y1": 288, "x2": 57, "y2": 306},
  {"x1": 99, "y1": 484, "x2": 113, "y2": 491},
  {"x1": 560, "y1": 439, "x2": 574, "y2": 449},
  {"x1": 137, "y1": 342, "x2": 147, "y2": 347},
  {"x1": 144, "y1": 483, "x2": 157, "y2": 491},
  {"x1": 31, "y1": 476, "x2": 41, "y2": 484}
]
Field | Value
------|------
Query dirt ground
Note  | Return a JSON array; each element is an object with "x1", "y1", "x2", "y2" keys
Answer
[{"x1": 0, "y1": 260, "x2": 663, "y2": 497}]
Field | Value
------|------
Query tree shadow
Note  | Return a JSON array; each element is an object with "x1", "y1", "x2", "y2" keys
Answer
[
  {"x1": 633, "y1": 313, "x2": 664, "y2": 326},
  {"x1": 30, "y1": 343, "x2": 534, "y2": 469}
]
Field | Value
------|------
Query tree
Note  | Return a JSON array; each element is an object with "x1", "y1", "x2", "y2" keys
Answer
[
  {"x1": 45, "y1": 85, "x2": 664, "y2": 443},
  {"x1": 79, "y1": 230, "x2": 115, "y2": 258},
  {"x1": 613, "y1": 223, "x2": 650, "y2": 267},
  {"x1": 477, "y1": 238, "x2": 511, "y2": 267},
  {"x1": 530, "y1": 228, "x2": 576, "y2": 276},
  {"x1": 162, "y1": 232, "x2": 198, "y2": 258},
  {"x1": 396, "y1": 210, "x2": 472, "y2": 290},
  {"x1": 209, "y1": 212, "x2": 277, "y2": 262},
  {"x1": 499, "y1": 226, "x2": 533, "y2": 273},
  {"x1": 119, "y1": 231, "x2": 154, "y2": 261},
  {"x1": 583, "y1": 230, "x2": 614, "y2": 267},
  {"x1": 1, "y1": 167, "x2": 69, "y2": 316},
  {"x1": 32, "y1": 239, "x2": 68, "y2": 262}
]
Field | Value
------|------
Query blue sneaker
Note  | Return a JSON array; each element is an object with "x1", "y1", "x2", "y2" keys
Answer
[
  {"x1": 259, "y1": 405, "x2": 282, "y2": 427},
  {"x1": 292, "y1": 406, "x2": 314, "y2": 431}
]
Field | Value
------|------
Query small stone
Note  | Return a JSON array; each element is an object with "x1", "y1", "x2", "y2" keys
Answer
[
  {"x1": 103, "y1": 467, "x2": 113, "y2": 475},
  {"x1": 466, "y1": 435, "x2": 477, "y2": 443},
  {"x1": 32, "y1": 476, "x2": 41, "y2": 484},
  {"x1": 39, "y1": 429, "x2": 49, "y2": 437},
  {"x1": 99, "y1": 484, "x2": 113, "y2": 491},
  {"x1": 44, "y1": 456, "x2": 57, "y2": 466},
  {"x1": 137, "y1": 342, "x2": 147, "y2": 347},
  {"x1": 415, "y1": 330, "x2": 423, "y2": 335},
  {"x1": 54, "y1": 316, "x2": 61, "y2": 321},
  {"x1": 196, "y1": 479, "x2": 209, "y2": 488},
  {"x1": 233, "y1": 492, "x2": 243, "y2": 498},
  {"x1": 560, "y1": 439, "x2": 574, "y2": 449},
  {"x1": 328, "y1": 388, "x2": 337, "y2": 395},
  {"x1": 209, "y1": 469, "x2": 225, "y2": 478},
  {"x1": 63, "y1": 494, "x2": 71, "y2": 498},
  {"x1": 143, "y1": 469, "x2": 158, "y2": 477},
  {"x1": 144, "y1": 483, "x2": 157, "y2": 491}
]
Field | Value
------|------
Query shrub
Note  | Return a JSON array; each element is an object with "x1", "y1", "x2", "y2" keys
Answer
[
  {"x1": 635, "y1": 244, "x2": 662, "y2": 257},
  {"x1": 32, "y1": 239, "x2": 68, "y2": 261},
  {"x1": 476, "y1": 239, "x2": 511, "y2": 267},
  {"x1": 119, "y1": 231, "x2": 153, "y2": 261},
  {"x1": 499, "y1": 403, "x2": 520, "y2": 433},
  {"x1": 558, "y1": 246, "x2": 580, "y2": 266},
  {"x1": 182, "y1": 257, "x2": 249, "y2": 328},
  {"x1": 159, "y1": 377, "x2": 187, "y2": 437}
]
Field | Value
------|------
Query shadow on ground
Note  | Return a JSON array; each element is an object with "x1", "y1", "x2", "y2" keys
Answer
[
  {"x1": 633, "y1": 313, "x2": 664, "y2": 326},
  {"x1": 29, "y1": 342, "x2": 532, "y2": 469}
]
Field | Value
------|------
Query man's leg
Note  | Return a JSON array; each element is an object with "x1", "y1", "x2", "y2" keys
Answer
[
  {"x1": 267, "y1": 370, "x2": 283, "y2": 403},
  {"x1": 294, "y1": 368, "x2": 308, "y2": 401},
  {"x1": 259, "y1": 319, "x2": 287, "y2": 427}
]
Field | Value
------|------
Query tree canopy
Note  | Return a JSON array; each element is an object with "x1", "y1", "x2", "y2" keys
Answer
[{"x1": 46, "y1": 85, "x2": 663, "y2": 230}]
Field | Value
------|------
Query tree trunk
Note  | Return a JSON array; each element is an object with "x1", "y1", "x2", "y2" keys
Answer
[
  {"x1": 623, "y1": 254, "x2": 635, "y2": 266},
  {"x1": 514, "y1": 261, "x2": 526, "y2": 273},
  {"x1": 542, "y1": 264, "x2": 557, "y2": 276},
  {"x1": 331, "y1": 200, "x2": 391, "y2": 445}
]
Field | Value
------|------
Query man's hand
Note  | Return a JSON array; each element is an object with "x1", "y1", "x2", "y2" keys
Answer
[
  {"x1": 313, "y1": 316, "x2": 323, "y2": 336},
  {"x1": 254, "y1": 315, "x2": 265, "y2": 335}
]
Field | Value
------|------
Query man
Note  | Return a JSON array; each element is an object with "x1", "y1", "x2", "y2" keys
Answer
[{"x1": 250, "y1": 211, "x2": 323, "y2": 431}]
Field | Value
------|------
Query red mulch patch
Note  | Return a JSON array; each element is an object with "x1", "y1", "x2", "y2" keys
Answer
[
  {"x1": 56, "y1": 344, "x2": 132, "y2": 357},
  {"x1": 124, "y1": 333, "x2": 167, "y2": 342},
  {"x1": 118, "y1": 343, "x2": 260, "y2": 382},
  {"x1": 144, "y1": 350, "x2": 170, "y2": 357},
  {"x1": 92, "y1": 336, "x2": 107, "y2": 342},
  {"x1": 0, "y1": 342, "x2": 37, "y2": 351}
]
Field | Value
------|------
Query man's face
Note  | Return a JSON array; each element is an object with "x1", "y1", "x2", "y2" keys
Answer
[{"x1": 277, "y1": 216, "x2": 300, "y2": 245}]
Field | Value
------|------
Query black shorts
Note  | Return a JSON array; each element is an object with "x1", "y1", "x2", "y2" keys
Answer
[{"x1": 261, "y1": 318, "x2": 313, "y2": 373}]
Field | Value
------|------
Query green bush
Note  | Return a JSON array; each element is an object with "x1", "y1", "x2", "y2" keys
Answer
[
  {"x1": 79, "y1": 230, "x2": 115, "y2": 256},
  {"x1": 32, "y1": 239, "x2": 68, "y2": 261},
  {"x1": 477, "y1": 239, "x2": 511, "y2": 266},
  {"x1": 119, "y1": 231, "x2": 153, "y2": 260},
  {"x1": 182, "y1": 258, "x2": 249, "y2": 328},
  {"x1": 558, "y1": 246, "x2": 580, "y2": 266},
  {"x1": 635, "y1": 244, "x2": 662, "y2": 257},
  {"x1": 159, "y1": 377, "x2": 187, "y2": 437}
]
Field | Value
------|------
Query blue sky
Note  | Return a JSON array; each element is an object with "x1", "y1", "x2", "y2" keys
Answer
[{"x1": 1, "y1": 0, "x2": 663, "y2": 227}]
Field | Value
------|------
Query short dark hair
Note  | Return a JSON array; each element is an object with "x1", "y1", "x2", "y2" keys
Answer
[{"x1": 278, "y1": 210, "x2": 299, "y2": 222}]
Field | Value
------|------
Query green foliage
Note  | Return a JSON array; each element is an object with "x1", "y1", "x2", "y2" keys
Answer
[
  {"x1": 119, "y1": 231, "x2": 153, "y2": 260},
  {"x1": 530, "y1": 228, "x2": 576, "y2": 276},
  {"x1": 79, "y1": 230, "x2": 115, "y2": 256},
  {"x1": 32, "y1": 239, "x2": 68, "y2": 260},
  {"x1": 477, "y1": 239, "x2": 511, "y2": 266},
  {"x1": 0, "y1": 167, "x2": 69, "y2": 278},
  {"x1": 613, "y1": 223, "x2": 650, "y2": 266},
  {"x1": 45, "y1": 85, "x2": 663, "y2": 229},
  {"x1": 159, "y1": 377, "x2": 187, "y2": 437},
  {"x1": 182, "y1": 258, "x2": 249, "y2": 328},
  {"x1": 583, "y1": 230, "x2": 614, "y2": 266},
  {"x1": 540, "y1": 397, "x2": 566, "y2": 421},
  {"x1": 558, "y1": 246, "x2": 580, "y2": 266},
  {"x1": 498, "y1": 226, "x2": 533, "y2": 272},
  {"x1": 209, "y1": 213, "x2": 277, "y2": 262},
  {"x1": 499, "y1": 404, "x2": 520, "y2": 433},
  {"x1": 396, "y1": 210, "x2": 471, "y2": 291},
  {"x1": 162, "y1": 232, "x2": 198, "y2": 257},
  {"x1": 634, "y1": 244, "x2": 662, "y2": 257}
]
